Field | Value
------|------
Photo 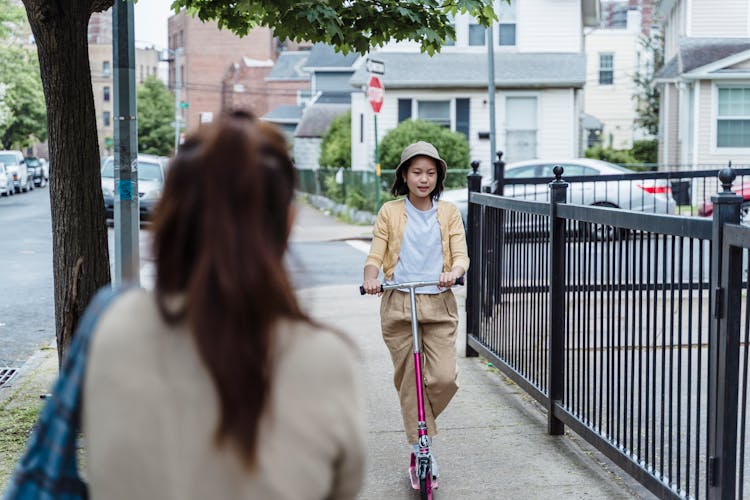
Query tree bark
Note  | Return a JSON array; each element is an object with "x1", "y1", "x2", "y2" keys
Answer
[{"x1": 22, "y1": 0, "x2": 112, "y2": 367}]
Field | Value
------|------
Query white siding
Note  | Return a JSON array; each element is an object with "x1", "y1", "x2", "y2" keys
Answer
[
  {"x1": 691, "y1": 0, "x2": 749, "y2": 37},
  {"x1": 584, "y1": 29, "x2": 641, "y2": 149},
  {"x1": 518, "y1": 0, "x2": 582, "y2": 53},
  {"x1": 293, "y1": 138, "x2": 322, "y2": 170},
  {"x1": 536, "y1": 89, "x2": 578, "y2": 158}
]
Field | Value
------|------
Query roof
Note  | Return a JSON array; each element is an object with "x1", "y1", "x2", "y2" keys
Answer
[
  {"x1": 261, "y1": 104, "x2": 305, "y2": 124},
  {"x1": 349, "y1": 51, "x2": 586, "y2": 89},
  {"x1": 314, "y1": 91, "x2": 353, "y2": 104},
  {"x1": 303, "y1": 43, "x2": 359, "y2": 70},
  {"x1": 655, "y1": 37, "x2": 750, "y2": 80},
  {"x1": 267, "y1": 51, "x2": 311, "y2": 81},
  {"x1": 294, "y1": 104, "x2": 349, "y2": 138},
  {"x1": 581, "y1": 113, "x2": 603, "y2": 130}
]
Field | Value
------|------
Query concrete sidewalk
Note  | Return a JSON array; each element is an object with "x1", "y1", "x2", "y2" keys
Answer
[{"x1": 299, "y1": 285, "x2": 652, "y2": 499}]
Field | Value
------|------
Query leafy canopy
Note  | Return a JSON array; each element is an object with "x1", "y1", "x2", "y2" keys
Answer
[
  {"x1": 319, "y1": 110, "x2": 351, "y2": 169},
  {"x1": 171, "y1": 0, "x2": 498, "y2": 55},
  {"x1": 137, "y1": 76, "x2": 176, "y2": 156},
  {"x1": 0, "y1": 44, "x2": 46, "y2": 148}
]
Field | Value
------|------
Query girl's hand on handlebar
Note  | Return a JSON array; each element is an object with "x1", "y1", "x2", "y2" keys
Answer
[
  {"x1": 438, "y1": 271, "x2": 459, "y2": 290},
  {"x1": 362, "y1": 278, "x2": 382, "y2": 296}
]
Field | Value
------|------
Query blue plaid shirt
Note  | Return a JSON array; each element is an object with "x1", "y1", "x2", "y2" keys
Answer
[{"x1": 3, "y1": 286, "x2": 124, "y2": 500}]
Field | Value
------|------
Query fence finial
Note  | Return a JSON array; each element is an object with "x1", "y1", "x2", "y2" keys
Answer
[
  {"x1": 553, "y1": 165, "x2": 564, "y2": 181},
  {"x1": 496, "y1": 150, "x2": 504, "y2": 162},
  {"x1": 719, "y1": 167, "x2": 736, "y2": 193},
  {"x1": 471, "y1": 160, "x2": 480, "y2": 174}
]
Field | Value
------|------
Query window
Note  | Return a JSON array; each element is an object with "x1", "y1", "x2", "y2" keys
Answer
[
  {"x1": 179, "y1": 65, "x2": 184, "y2": 87},
  {"x1": 103, "y1": 111, "x2": 111, "y2": 127},
  {"x1": 498, "y1": 0, "x2": 517, "y2": 46},
  {"x1": 468, "y1": 24, "x2": 485, "y2": 46},
  {"x1": 417, "y1": 100, "x2": 451, "y2": 128},
  {"x1": 103, "y1": 86, "x2": 110, "y2": 102},
  {"x1": 179, "y1": 30, "x2": 184, "y2": 47},
  {"x1": 398, "y1": 99, "x2": 412, "y2": 123},
  {"x1": 505, "y1": 165, "x2": 539, "y2": 178},
  {"x1": 359, "y1": 113, "x2": 364, "y2": 143},
  {"x1": 599, "y1": 54, "x2": 614, "y2": 85},
  {"x1": 102, "y1": 60, "x2": 110, "y2": 77},
  {"x1": 445, "y1": 17, "x2": 455, "y2": 46},
  {"x1": 717, "y1": 87, "x2": 750, "y2": 148}
]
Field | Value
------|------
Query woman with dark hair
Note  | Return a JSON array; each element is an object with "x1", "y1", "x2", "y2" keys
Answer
[
  {"x1": 80, "y1": 111, "x2": 365, "y2": 499},
  {"x1": 361, "y1": 141, "x2": 468, "y2": 480}
]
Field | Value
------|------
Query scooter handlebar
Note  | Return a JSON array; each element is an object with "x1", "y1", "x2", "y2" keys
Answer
[{"x1": 359, "y1": 276, "x2": 464, "y2": 295}]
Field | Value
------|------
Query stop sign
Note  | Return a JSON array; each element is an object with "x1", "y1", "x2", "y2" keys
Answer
[{"x1": 368, "y1": 75, "x2": 384, "y2": 114}]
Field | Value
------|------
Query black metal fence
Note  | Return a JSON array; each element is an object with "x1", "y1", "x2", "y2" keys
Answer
[{"x1": 466, "y1": 165, "x2": 750, "y2": 499}]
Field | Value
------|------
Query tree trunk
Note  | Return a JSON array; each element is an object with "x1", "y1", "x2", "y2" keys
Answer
[{"x1": 22, "y1": 0, "x2": 112, "y2": 367}]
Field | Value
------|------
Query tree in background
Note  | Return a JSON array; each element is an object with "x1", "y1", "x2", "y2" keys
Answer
[
  {"x1": 319, "y1": 110, "x2": 351, "y2": 169},
  {"x1": 0, "y1": 84, "x2": 12, "y2": 133},
  {"x1": 0, "y1": 44, "x2": 46, "y2": 149},
  {"x1": 137, "y1": 76, "x2": 175, "y2": 157},
  {"x1": 19, "y1": 0, "x2": 495, "y2": 363},
  {"x1": 633, "y1": 31, "x2": 664, "y2": 137},
  {"x1": 380, "y1": 119, "x2": 470, "y2": 172}
]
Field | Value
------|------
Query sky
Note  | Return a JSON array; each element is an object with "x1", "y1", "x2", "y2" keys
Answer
[{"x1": 134, "y1": 0, "x2": 174, "y2": 49}]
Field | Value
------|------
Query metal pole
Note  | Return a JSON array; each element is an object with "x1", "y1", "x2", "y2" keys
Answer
[
  {"x1": 174, "y1": 48, "x2": 182, "y2": 155},
  {"x1": 466, "y1": 161, "x2": 482, "y2": 358},
  {"x1": 548, "y1": 165, "x2": 568, "y2": 436},
  {"x1": 487, "y1": 23, "x2": 497, "y2": 179},
  {"x1": 707, "y1": 167, "x2": 742, "y2": 499},
  {"x1": 113, "y1": 1, "x2": 139, "y2": 286},
  {"x1": 374, "y1": 114, "x2": 380, "y2": 210}
]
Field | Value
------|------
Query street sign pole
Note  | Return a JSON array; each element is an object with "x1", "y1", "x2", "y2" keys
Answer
[
  {"x1": 368, "y1": 72, "x2": 384, "y2": 210},
  {"x1": 113, "y1": 0, "x2": 139, "y2": 287},
  {"x1": 173, "y1": 47, "x2": 182, "y2": 154},
  {"x1": 374, "y1": 114, "x2": 380, "y2": 209}
]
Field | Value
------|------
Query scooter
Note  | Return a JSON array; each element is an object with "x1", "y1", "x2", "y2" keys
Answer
[{"x1": 361, "y1": 276, "x2": 464, "y2": 499}]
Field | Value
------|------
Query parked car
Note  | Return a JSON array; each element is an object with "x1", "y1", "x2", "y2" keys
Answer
[
  {"x1": 101, "y1": 154, "x2": 168, "y2": 221},
  {"x1": 698, "y1": 183, "x2": 750, "y2": 220},
  {"x1": 0, "y1": 150, "x2": 32, "y2": 193},
  {"x1": 441, "y1": 158, "x2": 676, "y2": 226},
  {"x1": 0, "y1": 163, "x2": 14, "y2": 197},
  {"x1": 25, "y1": 156, "x2": 48, "y2": 187}
]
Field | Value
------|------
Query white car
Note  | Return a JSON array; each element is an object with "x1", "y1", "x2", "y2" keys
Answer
[
  {"x1": 442, "y1": 158, "x2": 676, "y2": 224},
  {"x1": 101, "y1": 154, "x2": 168, "y2": 221},
  {"x1": 0, "y1": 150, "x2": 32, "y2": 193},
  {"x1": 0, "y1": 163, "x2": 14, "y2": 196}
]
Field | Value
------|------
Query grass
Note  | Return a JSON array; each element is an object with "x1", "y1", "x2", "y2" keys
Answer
[{"x1": 0, "y1": 396, "x2": 43, "y2": 488}]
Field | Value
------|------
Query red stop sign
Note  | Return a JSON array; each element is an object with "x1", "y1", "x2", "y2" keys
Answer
[{"x1": 368, "y1": 75, "x2": 384, "y2": 114}]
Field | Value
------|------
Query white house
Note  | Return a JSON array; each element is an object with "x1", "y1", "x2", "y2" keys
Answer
[
  {"x1": 654, "y1": 0, "x2": 750, "y2": 168},
  {"x1": 584, "y1": 8, "x2": 649, "y2": 150},
  {"x1": 350, "y1": 0, "x2": 600, "y2": 177}
]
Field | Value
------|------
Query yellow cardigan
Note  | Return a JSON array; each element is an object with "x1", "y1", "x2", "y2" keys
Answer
[{"x1": 365, "y1": 198, "x2": 470, "y2": 281}]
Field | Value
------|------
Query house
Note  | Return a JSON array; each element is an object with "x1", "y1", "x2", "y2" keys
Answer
[
  {"x1": 654, "y1": 0, "x2": 750, "y2": 168},
  {"x1": 291, "y1": 44, "x2": 359, "y2": 169},
  {"x1": 349, "y1": 0, "x2": 600, "y2": 176},
  {"x1": 583, "y1": 5, "x2": 653, "y2": 150}
]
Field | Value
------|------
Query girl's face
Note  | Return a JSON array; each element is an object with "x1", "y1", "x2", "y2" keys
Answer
[{"x1": 403, "y1": 156, "x2": 438, "y2": 201}]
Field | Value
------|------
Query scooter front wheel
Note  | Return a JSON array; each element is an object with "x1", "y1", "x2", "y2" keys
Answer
[{"x1": 418, "y1": 456, "x2": 433, "y2": 499}]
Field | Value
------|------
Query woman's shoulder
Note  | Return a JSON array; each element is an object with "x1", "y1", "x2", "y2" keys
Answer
[
  {"x1": 437, "y1": 199, "x2": 461, "y2": 215},
  {"x1": 379, "y1": 198, "x2": 405, "y2": 214}
]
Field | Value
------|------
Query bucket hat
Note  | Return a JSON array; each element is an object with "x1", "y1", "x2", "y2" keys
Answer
[{"x1": 395, "y1": 141, "x2": 447, "y2": 176}]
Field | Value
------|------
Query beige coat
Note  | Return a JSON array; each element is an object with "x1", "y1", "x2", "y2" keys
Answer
[{"x1": 83, "y1": 289, "x2": 365, "y2": 500}]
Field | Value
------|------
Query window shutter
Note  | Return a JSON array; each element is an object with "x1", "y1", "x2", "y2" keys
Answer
[
  {"x1": 398, "y1": 99, "x2": 412, "y2": 123},
  {"x1": 456, "y1": 98, "x2": 470, "y2": 138}
]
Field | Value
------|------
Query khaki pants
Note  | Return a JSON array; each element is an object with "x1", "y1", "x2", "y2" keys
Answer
[{"x1": 380, "y1": 289, "x2": 459, "y2": 444}]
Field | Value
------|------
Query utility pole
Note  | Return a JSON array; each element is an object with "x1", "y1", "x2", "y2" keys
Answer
[
  {"x1": 174, "y1": 47, "x2": 182, "y2": 154},
  {"x1": 487, "y1": 23, "x2": 497, "y2": 181},
  {"x1": 113, "y1": 0, "x2": 139, "y2": 286}
]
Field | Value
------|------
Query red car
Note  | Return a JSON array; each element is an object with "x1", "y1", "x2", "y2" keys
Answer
[{"x1": 698, "y1": 182, "x2": 750, "y2": 219}]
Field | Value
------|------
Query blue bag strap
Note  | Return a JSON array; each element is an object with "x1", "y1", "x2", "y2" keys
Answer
[{"x1": 3, "y1": 285, "x2": 131, "y2": 500}]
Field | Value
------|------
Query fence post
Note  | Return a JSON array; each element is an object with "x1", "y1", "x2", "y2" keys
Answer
[
  {"x1": 492, "y1": 150, "x2": 505, "y2": 196},
  {"x1": 548, "y1": 165, "x2": 568, "y2": 435},
  {"x1": 466, "y1": 160, "x2": 482, "y2": 358},
  {"x1": 708, "y1": 167, "x2": 742, "y2": 499}
]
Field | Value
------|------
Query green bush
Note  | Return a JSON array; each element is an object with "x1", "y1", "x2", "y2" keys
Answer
[
  {"x1": 319, "y1": 111, "x2": 351, "y2": 169},
  {"x1": 323, "y1": 173, "x2": 345, "y2": 203},
  {"x1": 585, "y1": 144, "x2": 636, "y2": 165},
  {"x1": 345, "y1": 187, "x2": 368, "y2": 211},
  {"x1": 379, "y1": 120, "x2": 470, "y2": 174},
  {"x1": 631, "y1": 139, "x2": 658, "y2": 163}
]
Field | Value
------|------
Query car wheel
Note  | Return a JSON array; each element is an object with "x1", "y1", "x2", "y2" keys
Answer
[
  {"x1": 577, "y1": 203, "x2": 629, "y2": 241},
  {"x1": 740, "y1": 201, "x2": 750, "y2": 223}
]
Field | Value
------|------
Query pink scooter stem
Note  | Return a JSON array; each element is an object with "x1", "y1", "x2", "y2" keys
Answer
[{"x1": 408, "y1": 287, "x2": 428, "y2": 435}]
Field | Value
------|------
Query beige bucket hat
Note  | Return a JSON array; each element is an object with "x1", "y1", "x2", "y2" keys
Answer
[{"x1": 395, "y1": 141, "x2": 447, "y2": 175}]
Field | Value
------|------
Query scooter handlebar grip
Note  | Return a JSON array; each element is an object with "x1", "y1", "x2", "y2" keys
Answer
[
  {"x1": 456, "y1": 276, "x2": 465, "y2": 286},
  {"x1": 360, "y1": 285, "x2": 385, "y2": 295}
]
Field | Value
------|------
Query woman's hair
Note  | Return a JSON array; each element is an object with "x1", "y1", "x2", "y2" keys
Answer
[
  {"x1": 151, "y1": 109, "x2": 309, "y2": 468},
  {"x1": 390, "y1": 155, "x2": 446, "y2": 199}
]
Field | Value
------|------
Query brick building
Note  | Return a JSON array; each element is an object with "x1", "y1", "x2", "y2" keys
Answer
[{"x1": 167, "y1": 9, "x2": 312, "y2": 134}]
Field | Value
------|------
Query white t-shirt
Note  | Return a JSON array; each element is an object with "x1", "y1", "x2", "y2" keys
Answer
[{"x1": 391, "y1": 197, "x2": 443, "y2": 294}]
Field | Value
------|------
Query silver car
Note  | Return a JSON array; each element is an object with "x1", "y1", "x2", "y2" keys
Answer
[
  {"x1": 101, "y1": 154, "x2": 168, "y2": 221},
  {"x1": 442, "y1": 158, "x2": 676, "y2": 223}
]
